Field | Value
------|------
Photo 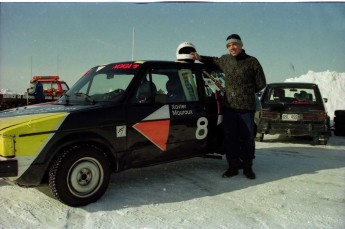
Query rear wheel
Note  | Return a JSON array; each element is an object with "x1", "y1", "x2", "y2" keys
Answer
[
  {"x1": 48, "y1": 144, "x2": 111, "y2": 207},
  {"x1": 317, "y1": 135, "x2": 328, "y2": 145},
  {"x1": 318, "y1": 139, "x2": 328, "y2": 145}
]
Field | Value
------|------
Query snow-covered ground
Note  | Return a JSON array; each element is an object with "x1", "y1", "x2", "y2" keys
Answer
[
  {"x1": 0, "y1": 135, "x2": 344, "y2": 229},
  {"x1": 0, "y1": 70, "x2": 344, "y2": 229}
]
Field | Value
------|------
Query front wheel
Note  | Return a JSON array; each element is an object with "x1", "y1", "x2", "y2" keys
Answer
[{"x1": 49, "y1": 144, "x2": 111, "y2": 207}]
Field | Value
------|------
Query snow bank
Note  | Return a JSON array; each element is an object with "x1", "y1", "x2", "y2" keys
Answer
[
  {"x1": 0, "y1": 88, "x2": 17, "y2": 95},
  {"x1": 285, "y1": 70, "x2": 345, "y2": 120}
]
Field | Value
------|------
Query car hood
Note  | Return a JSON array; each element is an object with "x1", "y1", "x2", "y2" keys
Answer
[
  {"x1": 0, "y1": 112, "x2": 69, "y2": 131},
  {"x1": 0, "y1": 103, "x2": 96, "y2": 131},
  {"x1": 0, "y1": 103, "x2": 93, "y2": 118}
]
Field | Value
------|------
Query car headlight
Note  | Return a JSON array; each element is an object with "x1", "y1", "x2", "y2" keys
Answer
[{"x1": 0, "y1": 134, "x2": 16, "y2": 157}]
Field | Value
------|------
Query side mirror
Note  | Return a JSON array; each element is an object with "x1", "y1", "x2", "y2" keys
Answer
[{"x1": 323, "y1": 98, "x2": 328, "y2": 103}]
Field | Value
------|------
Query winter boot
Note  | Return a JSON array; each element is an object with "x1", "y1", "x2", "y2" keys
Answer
[
  {"x1": 243, "y1": 159, "x2": 256, "y2": 179},
  {"x1": 222, "y1": 160, "x2": 239, "y2": 178}
]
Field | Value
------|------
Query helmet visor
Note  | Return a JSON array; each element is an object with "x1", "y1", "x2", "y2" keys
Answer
[{"x1": 178, "y1": 46, "x2": 196, "y2": 54}]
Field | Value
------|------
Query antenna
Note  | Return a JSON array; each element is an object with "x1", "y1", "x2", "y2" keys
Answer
[
  {"x1": 132, "y1": 27, "x2": 135, "y2": 61},
  {"x1": 30, "y1": 56, "x2": 33, "y2": 77},
  {"x1": 57, "y1": 55, "x2": 59, "y2": 76}
]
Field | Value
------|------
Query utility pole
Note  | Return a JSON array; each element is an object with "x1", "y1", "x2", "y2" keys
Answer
[
  {"x1": 30, "y1": 56, "x2": 33, "y2": 77},
  {"x1": 57, "y1": 55, "x2": 60, "y2": 76},
  {"x1": 132, "y1": 27, "x2": 135, "y2": 61}
]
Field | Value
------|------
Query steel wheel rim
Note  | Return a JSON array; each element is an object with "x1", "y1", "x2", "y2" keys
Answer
[{"x1": 67, "y1": 157, "x2": 104, "y2": 198}]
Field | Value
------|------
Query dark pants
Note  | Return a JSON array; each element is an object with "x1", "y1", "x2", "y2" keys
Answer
[
  {"x1": 35, "y1": 96, "x2": 45, "y2": 103},
  {"x1": 223, "y1": 109, "x2": 255, "y2": 164}
]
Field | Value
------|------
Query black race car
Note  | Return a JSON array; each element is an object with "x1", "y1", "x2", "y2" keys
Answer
[
  {"x1": 256, "y1": 82, "x2": 330, "y2": 144},
  {"x1": 0, "y1": 60, "x2": 260, "y2": 207}
]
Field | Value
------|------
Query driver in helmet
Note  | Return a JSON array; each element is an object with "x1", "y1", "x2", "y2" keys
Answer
[{"x1": 176, "y1": 42, "x2": 197, "y2": 63}]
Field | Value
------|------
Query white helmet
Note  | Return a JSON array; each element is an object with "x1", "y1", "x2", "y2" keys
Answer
[{"x1": 176, "y1": 42, "x2": 196, "y2": 62}]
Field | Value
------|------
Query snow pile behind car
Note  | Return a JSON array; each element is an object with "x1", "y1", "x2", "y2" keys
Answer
[
  {"x1": 284, "y1": 70, "x2": 345, "y2": 120},
  {"x1": 0, "y1": 88, "x2": 18, "y2": 95}
]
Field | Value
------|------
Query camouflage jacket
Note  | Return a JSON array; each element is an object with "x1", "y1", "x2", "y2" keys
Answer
[{"x1": 201, "y1": 50, "x2": 266, "y2": 112}]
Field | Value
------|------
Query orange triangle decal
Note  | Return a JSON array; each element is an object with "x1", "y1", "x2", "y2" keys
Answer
[{"x1": 133, "y1": 119, "x2": 170, "y2": 151}]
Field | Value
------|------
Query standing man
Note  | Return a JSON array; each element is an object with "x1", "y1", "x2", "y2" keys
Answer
[
  {"x1": 191, "y1": 34, "x2": 266, "y2": 179},
  {"x1": 29, "y1": 79, "x2": 45, "y2": 103}
]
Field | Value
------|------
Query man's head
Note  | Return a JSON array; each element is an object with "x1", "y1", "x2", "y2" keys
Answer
[
  {"x1": 226, "y1": 34, "x2": 243, "y2": 56},
  {"x1": 300, "y1": 91, "x2": 309, "y2": 100}
]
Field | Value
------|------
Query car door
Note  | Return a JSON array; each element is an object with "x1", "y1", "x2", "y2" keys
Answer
[{"x1": 126, "y1": 63, "x2": 213, "y2": 166}]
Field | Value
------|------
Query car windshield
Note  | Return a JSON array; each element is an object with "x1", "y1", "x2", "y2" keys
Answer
[
  {"x1": 264, "y1": 86, "x2": 320, "y2": 105},
  {"x1": 58, "y1": 63, "x2": 141, "y2": 105}
]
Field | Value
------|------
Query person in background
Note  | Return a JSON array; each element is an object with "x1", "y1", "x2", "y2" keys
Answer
[
  {"x1": 29, "y1": 79, "x2": 45, "y2": 103},
  {"x1": 293, "y1": 90, "x2": 310, "y2": 104},
  {"x1": 191, "y1": 34, "x2": 267, "y2": 179}
]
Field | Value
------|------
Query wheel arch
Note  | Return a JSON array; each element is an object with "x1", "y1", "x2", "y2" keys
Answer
[
  {"x1": 41, "y1": 131, "x2": 119, "y2": 183},
  {"x1": 48, "y1": 142, "x2": 113, "y2": 206}
]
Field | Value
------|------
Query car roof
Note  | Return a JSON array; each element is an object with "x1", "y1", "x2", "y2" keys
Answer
[
  {"x1": 95, "y1": 60, "x2": 204, "y2": 68},
  {"x1": 267, "y1": 82, "x2": 318, "y2": 87}
]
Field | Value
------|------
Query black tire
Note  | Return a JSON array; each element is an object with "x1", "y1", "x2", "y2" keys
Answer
[
  {"x1": 317, "y1": 135, "x2": 328, "y2": 145},
  {"x1": 318, "y1": 139, "x2": 328, "y2": 145},
  {"x1": 48, "y1": 144, "x2": 111, "y2": 207}
]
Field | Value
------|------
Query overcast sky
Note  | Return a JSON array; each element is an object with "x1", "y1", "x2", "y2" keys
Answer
[{"x1": 1, "y1": 2, "x2": 344, "y2": 93}]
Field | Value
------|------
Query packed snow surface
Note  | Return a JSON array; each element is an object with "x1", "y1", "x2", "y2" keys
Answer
[{"x1": 0, "y1": 136, "x2": 344, "y2": 229}]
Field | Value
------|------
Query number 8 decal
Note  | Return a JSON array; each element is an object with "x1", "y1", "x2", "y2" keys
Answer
[{"x1": 195, "y1": 117, "x2": 208, "y2": 140}]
